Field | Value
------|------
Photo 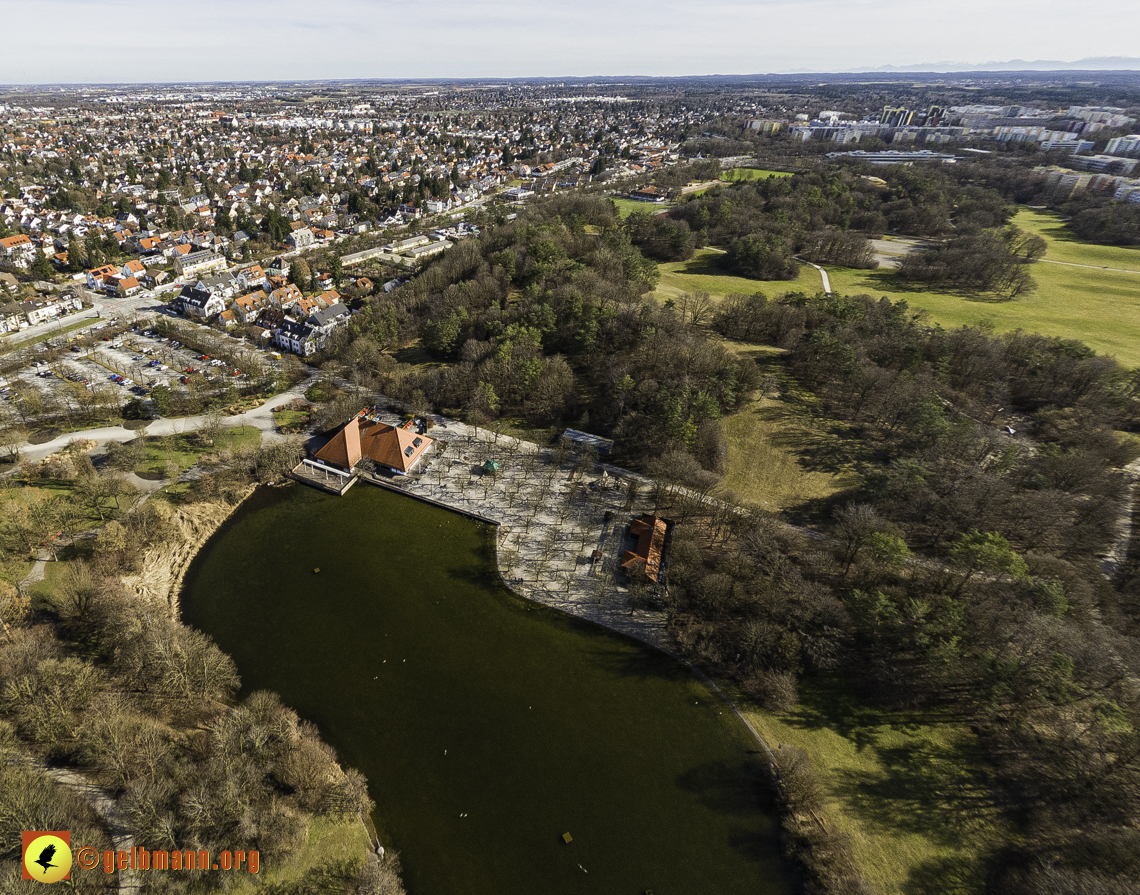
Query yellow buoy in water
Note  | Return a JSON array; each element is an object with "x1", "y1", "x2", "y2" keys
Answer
[{"x1": 313, "y1": 568, "x2": 321, "y2": 574}]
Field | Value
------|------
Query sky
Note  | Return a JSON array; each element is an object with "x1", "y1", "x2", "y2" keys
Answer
[{"x1": 3, "y1": 0, "x2": 1140, "y2": 84}]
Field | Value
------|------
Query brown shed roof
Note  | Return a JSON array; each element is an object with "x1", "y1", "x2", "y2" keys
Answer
[{"x1": 621, "y1": 514, "x2": 668, "y2": 583}]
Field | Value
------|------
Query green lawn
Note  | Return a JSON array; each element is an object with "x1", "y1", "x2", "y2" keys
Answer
[
  {"x1": 227, "y1": 818, "x2": 371, "y2": 894},
  {"x1": 1016, "y1": 207, "x2": 1140, "y2": 268},
  {"x1": 135, "y1": 427, "x2": 261, "y2": 478},
  {"x1": 651, "y1": 248, "x2": 775, "y2": 302},
  {"x1": 273, "y1": 409, "x2": 311, "y2": 430},
  {"x1": 27, "y1": 555, "x2": 75, "y2": 606},
  {"x1": 822, "y1": 208, "x2": 1140, "y2": 365},
  {"x1": 719, "y1": 168, "x2": 794, "y2": 182},
  {"x1": 720, "y1": 343, "x2": 864, "y2": 512},
  {"x1": 737, "y1": 676, "x2": 1006, "y2": 895},
  {"x1": 651, "y1": 208, "x2": 1140, "y2": 365},
  {"x1": 612, "y1": 197, "x2": 671, "y2": 219},
  {"x1": 647, "y1": 257, "x2": 854, "y2": 511},
  {"x1": 823, "y1": 261, "x2": 1140, "y2": 366}
]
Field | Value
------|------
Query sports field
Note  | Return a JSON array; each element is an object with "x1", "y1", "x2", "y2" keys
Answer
[{"x1": 612, "y1": 197, "x2": 671, "y2": 218}]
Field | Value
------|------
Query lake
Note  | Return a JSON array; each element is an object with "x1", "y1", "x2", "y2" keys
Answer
[{"x1": 182, "y1": 483, "x2": 793, "y2": 895}]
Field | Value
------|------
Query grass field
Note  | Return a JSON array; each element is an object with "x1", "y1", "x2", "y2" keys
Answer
[
  {"x1": 652, "y1": 208, "x2": 1140, "y2": 365},
  {"x1": 135, "y1": 427, "x2": 261, "y2": 478},
  {"x1": 273, "y1": 409, "x2": 311, "y2": 430},
  {"x1": 719, "y1": 168, "x2": 795, "y2": 182},
  {"x1": 26, "y1": 554, "x2": 74, "y2": 605},
  {"x1": 651, "y1": 248, "x2": 773, "y2": 302},
  {"x1": 648, "y1": 255, "x2": 852, "y2": 510},
  {"x1": 737, "y1": 676, "x2": 1005, "y2": 895},
  {"x1": 392, "y1": 341, "x2": 440, "y2": 367},
  {"x1": 822, "y1": 208, "x2": 1140, "y2": 365},
  {"x1": 228, "y1": 818, "x2": 371, "y2": 894},
  {"x1": 719, "y1": 342, "x2": 863, "y2": 511},
  {"x1": 612, "y1": 197, "x2": 671, "y2": 218}
]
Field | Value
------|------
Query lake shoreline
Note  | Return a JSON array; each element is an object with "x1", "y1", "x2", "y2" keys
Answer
[
  {"x1": 121, "y1": 484, "x2": 260, "y2": 616},
  {"x1": 180, "y1": 482, "x2": 795, "y2": 894}
]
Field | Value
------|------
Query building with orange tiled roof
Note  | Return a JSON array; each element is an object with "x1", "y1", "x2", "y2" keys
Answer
[
  {"x1": 621, "y1": 514, "x2": 669, "y2": 583},
  {"x1": 85, "y1": 263, "x2": 119, "y2": 290},
  {"x1": 314, "y1": 415, "x2": 434, "y2": 476},
  {"x1": 231, "y1": 291, "x2": 272, "y2": 323},
  {"x1": 116, "y1": 276, "x2": 142, "y2": 297},
  {"x1": 269, "y1": 283, "x2": 303, "y2": 309}
]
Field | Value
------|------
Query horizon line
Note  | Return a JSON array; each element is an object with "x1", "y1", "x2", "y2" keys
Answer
[{"x1": 4, "y1": 68, "x2": 1140, "y2": 90}]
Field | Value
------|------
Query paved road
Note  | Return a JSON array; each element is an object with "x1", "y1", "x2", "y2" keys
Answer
[
  {"x1": 795, "y1": 256, "x2": 832, "y2": 293},
  {"x1": 16, "y1": 374, "x2": 317, "y2": 464},
  {"x1": 868, "y1": 237, "x2": 925, "y2": 269},
  {"x1": 2, "y1": 291, "x2": 168, "y2": 349}
]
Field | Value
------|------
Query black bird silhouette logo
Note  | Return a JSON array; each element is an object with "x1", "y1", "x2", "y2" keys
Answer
[{"x1": 33, "y1": 844, "x2": 58, "y2": 875}]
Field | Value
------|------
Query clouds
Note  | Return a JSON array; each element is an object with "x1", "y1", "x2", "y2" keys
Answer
[{"x1": 2, "y1": 0, "x2": 1138, "y2": 83}]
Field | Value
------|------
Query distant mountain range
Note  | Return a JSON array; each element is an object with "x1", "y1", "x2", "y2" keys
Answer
[{"x1": 856, "y1": 56, "x2": 1140, "y2": 73}]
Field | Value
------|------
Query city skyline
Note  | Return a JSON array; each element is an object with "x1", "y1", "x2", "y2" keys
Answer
[{"x1": 2, "y1": 0, "x2": 1140, "y2": 84}]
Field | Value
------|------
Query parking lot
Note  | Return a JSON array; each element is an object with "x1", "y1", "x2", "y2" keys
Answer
[{"x1": 2, "y1": 313, "x2": 285, "y2": 414}]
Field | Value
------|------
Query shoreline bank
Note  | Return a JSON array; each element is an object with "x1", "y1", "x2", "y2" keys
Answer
[{"x1": 121, "y1": 484, "x2": 259, "y2": 616}]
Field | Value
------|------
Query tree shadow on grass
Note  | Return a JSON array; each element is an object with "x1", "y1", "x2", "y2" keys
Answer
[
  {"x1": 667, "y1": 255, "x2": 736, "y2": 280},
  {"x1": 827, "y1": 736, "x2": 1000, "y2": 849},
  {"x1": 902, "y1": 853, "x2": 989, "y2": 895},
  {"x1": 781, "y1": 677, "x2": 966, "y2": 754},
  {"x1": 839, "y1": 268, "x2": 1019, "y2": 304},
  {"x1": 753, "y1": 396, "x2": 870, "y2": 476},
  {"x1": 783, "y1": 679, "x2": 1001, "y2": 853}
]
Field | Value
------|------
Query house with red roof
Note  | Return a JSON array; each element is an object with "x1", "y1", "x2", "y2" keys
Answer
[{"x1": 314, "y1": 414, "x2": 434, "y2": 476}]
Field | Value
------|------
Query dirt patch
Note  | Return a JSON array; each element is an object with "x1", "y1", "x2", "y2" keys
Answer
[
  {"x1": 134, "y1": 470, "x2": 167, "y2": 481},
  {"x1": 120, "y1": 485, "x2": 257, "y2": 615},
  {"x1": 28, "y1": 427, "x2": 63, "y2": 444}
]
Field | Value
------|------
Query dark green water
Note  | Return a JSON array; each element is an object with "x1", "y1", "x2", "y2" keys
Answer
[{"x1": 181, "y1": 484, "x2": 793, "y2": 895}]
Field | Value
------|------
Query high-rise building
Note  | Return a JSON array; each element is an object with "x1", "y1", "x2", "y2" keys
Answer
[
  {"x1": 1106, "y1": 135, "x2": 1140, "y2": 158},
  {"x1": 924, "y1": 106, "x2": 947, "y2": 127},
  {"x1": 880, "y1": 106, "x2": 914, "y2": 127}
]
